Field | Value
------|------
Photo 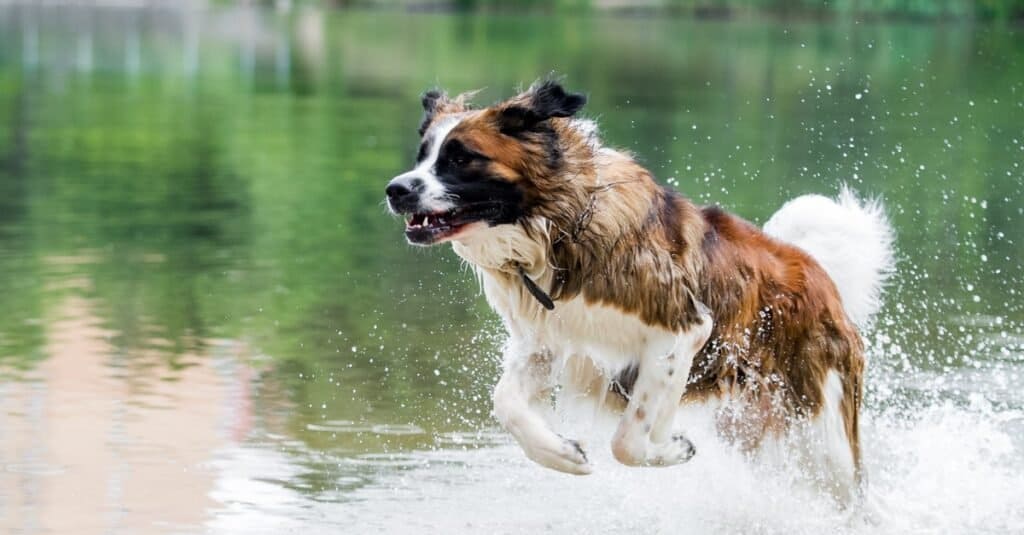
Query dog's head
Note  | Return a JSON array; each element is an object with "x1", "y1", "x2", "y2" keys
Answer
[{"x1": 385, "y1": 81, "x2": 588, "y2": 246}]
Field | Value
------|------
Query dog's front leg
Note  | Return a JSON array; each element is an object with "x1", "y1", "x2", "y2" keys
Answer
[
  {"x1": 493, "y1": 348, "x2": 593, "y2": 475},
  {"x1": 611, "y1": 309, "x2": 713, "y2": 466}
]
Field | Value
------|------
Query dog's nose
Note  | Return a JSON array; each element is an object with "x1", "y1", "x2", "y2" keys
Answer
[
  {"x1": 385, "y1": 181, "x2": 411, "y2": 200},
  {"x1": 385, "y1": 175, "x2": 424, "y2": 207}
]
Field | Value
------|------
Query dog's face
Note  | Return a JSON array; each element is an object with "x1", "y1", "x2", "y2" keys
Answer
[{"x1": 385, "y1": 81, "x2": 587, "y2": 246}]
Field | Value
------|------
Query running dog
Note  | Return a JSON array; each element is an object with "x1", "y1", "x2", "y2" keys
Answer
[{"x1": 384, "y1": 81, "x2": 893, "y2": 501}]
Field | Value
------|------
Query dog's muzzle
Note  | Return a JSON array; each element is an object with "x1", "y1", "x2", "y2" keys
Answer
[{"x1": 385, "y1": 174, "x2": 424, "y2": 213}]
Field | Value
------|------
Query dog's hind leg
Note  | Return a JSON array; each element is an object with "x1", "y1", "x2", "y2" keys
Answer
[
  {"x1": 493, "y1": 349, "x2": 594, "y2": 475},
  {"x1": 611, "y1": 309, "x2": 713, "y2": 466},
  {"x1": 799, "y1": 369, "x2": 862, "y2": 505}
]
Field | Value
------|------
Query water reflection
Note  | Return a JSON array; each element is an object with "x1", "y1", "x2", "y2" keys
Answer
[
  {"x1": 0, "y1": 291, "x2": 249, "y2": 533},
  {"x1": 0, "y1": 3, "x2": 1022, "y2": 533}
]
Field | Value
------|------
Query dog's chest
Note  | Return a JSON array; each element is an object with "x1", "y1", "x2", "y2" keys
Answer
[
  {"x1": 452, "y1": 226, "x2": 676, "y2": 366},
  {"x1": 481, "y1": 273, "x2": 676, "y2": 367}
]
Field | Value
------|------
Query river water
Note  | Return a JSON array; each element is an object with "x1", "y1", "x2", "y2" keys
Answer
[{"x1": 0, "y1": 5, "x2": 1022, "y2": 534}]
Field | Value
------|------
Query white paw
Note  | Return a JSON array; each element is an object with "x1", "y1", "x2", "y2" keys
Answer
[
  {"x1": 523, "y1": 435, "x2": 593, "y2": 475},
  {"x1": 645, "y1": 433, "x2": 697, "y2": 466}
]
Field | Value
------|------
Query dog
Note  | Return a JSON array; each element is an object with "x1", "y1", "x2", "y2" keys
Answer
[{"x1": 385, "y1": 81, "x2": 894, "y2": 502}]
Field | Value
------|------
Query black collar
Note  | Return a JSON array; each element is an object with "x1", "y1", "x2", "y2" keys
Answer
[{"x1": 516, "y1": 264, "x2": 555, "y2": 310}]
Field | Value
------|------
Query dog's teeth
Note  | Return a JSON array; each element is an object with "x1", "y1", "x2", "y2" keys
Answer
[{"x1": 424, "y1": 215, "x2": 432, "y2": 227}]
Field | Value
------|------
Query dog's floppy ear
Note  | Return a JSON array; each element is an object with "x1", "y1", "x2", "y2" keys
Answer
[
  {"x1": 498, "y1": 80, "x2": 587, "y2": 135},
  {"x1": 419, "y1": 89, "x2": 451, "y2": 137},
  {"x1": 418, "y1": 89, "x2": 479, "y2": 137}
]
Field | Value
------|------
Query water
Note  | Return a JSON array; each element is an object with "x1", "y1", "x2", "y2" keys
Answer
[{"x1": 0, "y1": 5, "x2": 1022, "y2": 533}]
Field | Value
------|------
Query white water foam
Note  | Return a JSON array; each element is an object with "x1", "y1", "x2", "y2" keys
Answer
[{"x1": 205, "y1": 365, "x2": 1024, "y2": 534}]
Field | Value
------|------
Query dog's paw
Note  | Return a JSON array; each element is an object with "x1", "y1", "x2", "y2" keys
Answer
[
  {"x1": 646, "y1": 433, "x2": 697, "y2": 466},
  {"x1": 523, "y1": 435, "x2": 593, "y2": 475}
]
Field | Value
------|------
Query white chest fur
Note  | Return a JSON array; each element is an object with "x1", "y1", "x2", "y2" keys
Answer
[{"x1": 452, "y1": 223, "x2": 676, "y2": 370}]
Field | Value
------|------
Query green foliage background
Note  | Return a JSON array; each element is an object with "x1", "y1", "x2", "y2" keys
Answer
[
  {"x1": 0, "y1": 7, "x2": 1021, "y2": 454},
  {"x1": 265, "y1": 0, "x2": 1024, "y2": 21}
]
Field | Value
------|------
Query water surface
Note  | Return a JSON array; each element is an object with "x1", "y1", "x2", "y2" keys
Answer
[{"x1": 0, "y1": 5, "x2": 1022, "y2": 534}]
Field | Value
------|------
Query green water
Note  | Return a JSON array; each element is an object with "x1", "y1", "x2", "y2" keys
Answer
[{"x1": 0, "y1": 6, "x2": 1022, "y2": 533}]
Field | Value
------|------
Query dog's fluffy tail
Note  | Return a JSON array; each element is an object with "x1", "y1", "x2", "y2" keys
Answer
[{"x1": 763, "y1": 186, "x2": 895, "y2": 329}]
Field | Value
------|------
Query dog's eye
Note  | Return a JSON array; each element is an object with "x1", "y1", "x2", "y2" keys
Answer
[
  {"x1": 442, "y1": 140, "x2": 478, "y2": 167},
  {"x1": 448, "y1": 149, "x2": 470, "y2": 166}
]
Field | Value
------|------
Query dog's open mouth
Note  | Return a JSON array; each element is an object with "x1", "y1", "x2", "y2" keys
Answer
[{"x1": 404, "y1": 204, "x2": 498, "y2": 245}]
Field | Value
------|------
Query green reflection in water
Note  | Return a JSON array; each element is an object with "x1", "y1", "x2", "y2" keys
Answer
[{"x1": 0, "y1": 8, "x2": 1021, "y2": 468}]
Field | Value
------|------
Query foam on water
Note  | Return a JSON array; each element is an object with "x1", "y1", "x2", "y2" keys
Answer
[
  {"x1": 206, "y1": 365, "x2": 1024, "y2": 534},
  {"x1": 203, "y1": 302, "x2": 1024, "y2": 533}
]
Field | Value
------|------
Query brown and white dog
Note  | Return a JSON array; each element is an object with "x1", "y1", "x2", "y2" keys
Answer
[{"x1": 385, "y1": 81, "x2": 893, "y2": 501}]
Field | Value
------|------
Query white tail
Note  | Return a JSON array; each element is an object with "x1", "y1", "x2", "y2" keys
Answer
[{"x1": 763, "y1": 186, "x2": 895, "y2": 329}]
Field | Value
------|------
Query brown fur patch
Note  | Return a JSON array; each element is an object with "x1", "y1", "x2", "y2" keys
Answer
[{"x1": 684, "y1": 207, "x2": 864, "y2": 467}]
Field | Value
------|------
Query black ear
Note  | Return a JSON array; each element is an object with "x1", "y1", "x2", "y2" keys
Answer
[
  {"x1": 422, "y1": 89, "x2": 445, "y2": 113},
  {"x1": 499, "y1": 81, "x2": 586, "y2": 134},
  {"x1": 419, "y1": 89, "x2": 448, "y2": 137},
  {"x1": 530, "y1": 81, "x2": 587, "y2": 119}
]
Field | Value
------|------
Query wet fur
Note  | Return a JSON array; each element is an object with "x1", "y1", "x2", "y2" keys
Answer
[{"x1": 397, "y1": 81, "x2": 881, "y2": 499}]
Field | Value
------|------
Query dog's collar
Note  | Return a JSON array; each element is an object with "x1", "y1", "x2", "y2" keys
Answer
[{"x1": 516, "y1": 264, "x2": 555, "y2": 310}]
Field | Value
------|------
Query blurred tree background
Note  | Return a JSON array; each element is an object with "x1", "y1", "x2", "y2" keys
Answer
[
  {"x1": 241, "y1": 0, "x2": 1024, "y2": 22},
  {"x1": 0, "y1": 0, "x2": 1021, "y2": 461}
]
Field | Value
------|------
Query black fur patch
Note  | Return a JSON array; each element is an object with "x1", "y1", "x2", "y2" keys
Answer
[
  {"x1": 498, "y1": 81, "x2": 586, "y2": 134},
  {"x1": 611, "y1": 364, "x2": 639, "y2": 400},
  {"x1": 658, "y1": 187, "x2": 687, "y2": 248},
  {"x1": 418, "y1": 89, "x2": 445, "y2": 137},
  {"x1": 530, "y1": 81, "x2": 587, "y2": 119},
  {"x1": 415, "y1": 140, "x2": 429, "y2": 164},
  {"x1": 700, "y1": 205, "x2": 727, "y2": 254},
  {"x1": 434, "y1": 139, "x2": 524, "y2": 226},
  {"x1": 497, "y1": 106, "x2": 538, "y2": 136}
]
